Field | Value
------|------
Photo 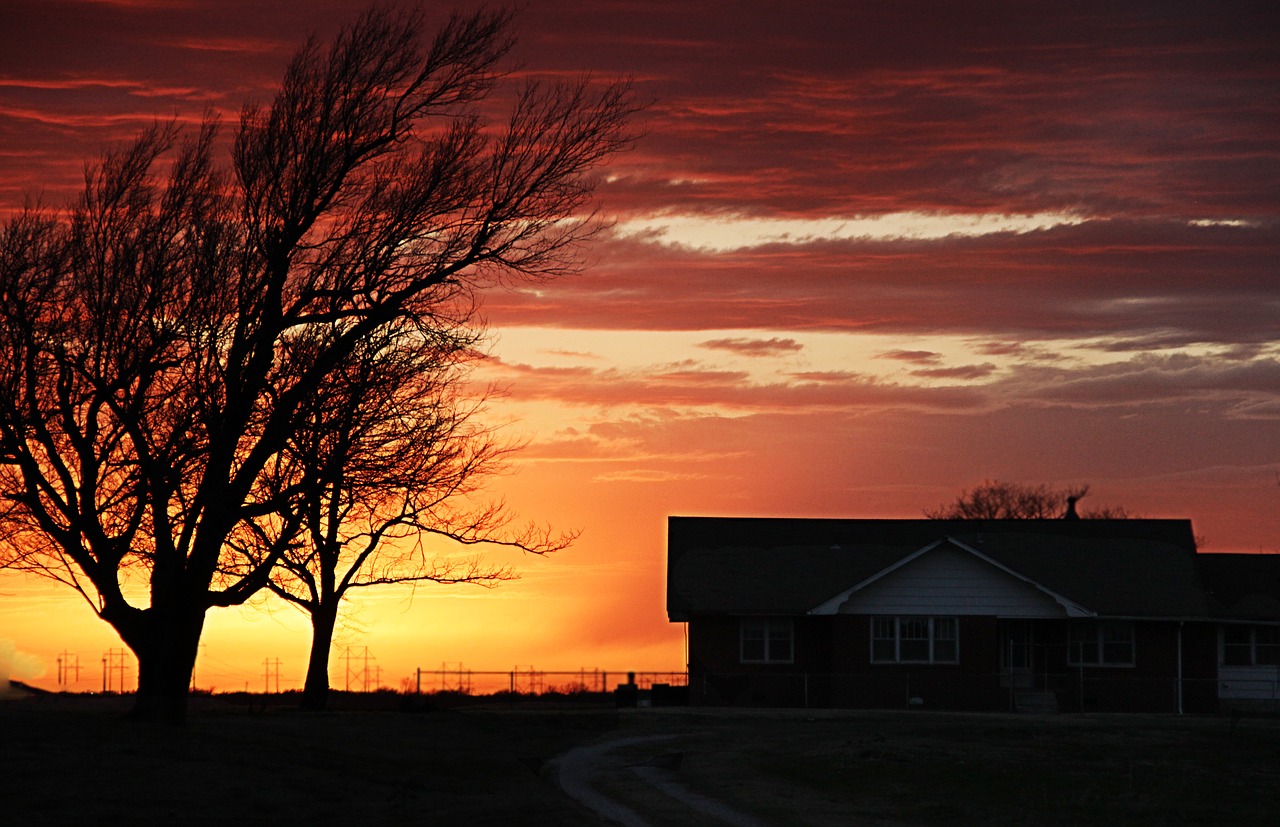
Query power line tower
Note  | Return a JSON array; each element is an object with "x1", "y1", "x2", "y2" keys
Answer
[
  {"x1": 56, "y1": 651, "x2": 80, "y2": 689},
  {"x1": 440, "y1": 661, "x2": 472, "y2": 693},
  {"x1": 342, "y1": 647, "x2": 375, "y2": 692},
  {"x1": 102, "y1": 649, "x2": 130, "y2": 693},
  {"x1": 263, "y1": 658, "x2": 282, "y2": 694}
]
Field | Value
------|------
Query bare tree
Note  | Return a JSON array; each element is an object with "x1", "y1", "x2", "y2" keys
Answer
[
  {"x1": 0, "y1": 6, "x2": 635, "y2": 722},
  {"x1": 925, "y1": 480, "x2": 1134, "y2": 520},
  {"x1": 229, "y1": 320, "x2": 571, "y2": 711}
]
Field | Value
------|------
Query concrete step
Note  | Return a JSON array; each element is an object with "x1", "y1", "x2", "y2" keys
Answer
[{"x1": 1014, "y1": 690, "x2": 1059, "y2": 713}]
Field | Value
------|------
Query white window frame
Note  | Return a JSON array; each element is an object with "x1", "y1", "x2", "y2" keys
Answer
[
  {"x1": 1221, "y1": 625, "x2": 1280, "y2": 667},
  {"x1": 870, "y1": 616, "x2": 959, "y2": 664},
  {"x1": 1068, "y1": 621, "x2": 1135, "y2": 667},
  {"x1": 740, "y1": 618, "x2": 794, "y2": 664}
]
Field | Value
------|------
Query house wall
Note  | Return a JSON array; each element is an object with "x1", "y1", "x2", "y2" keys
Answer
[
  {"x1": 689, "y1": 614, "x2": 1006, "y2": 710},
  {"x1": 687, "y1": 615, "x2": 831, "y2": 707},
  {"x1": 818, "y1": 615, "x2": 1005, "y2": 710},
  {"x1": 688, "y1": 616, "x2": 1223, "y2": 713},
  {"x1": 1038, "y1": 621, "x2": 1218, "y2": 714}
]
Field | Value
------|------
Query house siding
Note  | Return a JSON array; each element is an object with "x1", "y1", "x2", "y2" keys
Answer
[
  {"x1": 688, "y1": 615, "x2": 831, "y2": 707},
  {"x1": 835, "y1": 545, "x2": 1069, "y2": 618},
  {"x1": 690, "y1": 614, "x2": 1007, "y2": 711},
  {"x1": 687, "y1": 616, "x2": 1221, "y2": 713}
]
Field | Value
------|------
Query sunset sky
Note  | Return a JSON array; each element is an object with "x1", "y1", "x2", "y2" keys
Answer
[{"x1": 2, "y1": 0, "x2": 1279, "y2": 693}]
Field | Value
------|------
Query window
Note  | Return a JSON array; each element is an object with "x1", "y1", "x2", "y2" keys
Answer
[
  {"x1": 740, "y1": 618, "x2": 793, "y2": 663},
  {"x1": 1222, "y1": 625, "x2": 1280, "y2": 666},
  {"x1": 1069, "y1": 621, "x2": 1134, "y2": 666},
  {"x1": 870, "y1": 616, "x2": 959, "y2": 663}
]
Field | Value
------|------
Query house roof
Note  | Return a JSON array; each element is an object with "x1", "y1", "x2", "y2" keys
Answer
[
  {"x1": 1196, "y1": 553, "x2": 1280, "y2": 621},
  {"x1": 667, "y1": 517, "x2": 1211, "y2": 621}
]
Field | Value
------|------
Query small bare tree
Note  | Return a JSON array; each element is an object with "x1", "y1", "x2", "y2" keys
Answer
[
  {"x1": 926, "y1": 480, "x2": 1134, "y2": 520},
  {"x1": 0, "y1": 6, "x2": 634, "y2": 722},
  {"x1": 228, "y1": 320, "x2": 571, "y2": 711}
]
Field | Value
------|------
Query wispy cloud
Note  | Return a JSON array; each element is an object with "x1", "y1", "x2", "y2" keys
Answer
[
  {"x1": 611, "y1": 211, "x2": 1087, "y2": 251},
  {"x1": 697, "y1": 337, "x2": 804, "y2": 357}
]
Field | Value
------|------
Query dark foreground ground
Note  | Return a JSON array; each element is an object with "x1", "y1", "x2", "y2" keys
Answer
[{"x1": 4, "y1": 694, "x2": 1280, "y2": 825}]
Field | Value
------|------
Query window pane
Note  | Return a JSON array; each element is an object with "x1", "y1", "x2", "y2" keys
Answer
[
  {"x1": 1101, "y1": 623, "x2": 1134, "y2": 665},
  {"x1": 1223, "y1": 626, "x2": 1251, "y2": 645},
  {"x1": 872, "y1": 617, "x2": 896, "y2": 662},
  {"x1": 899, "y1": 640, "x2": 929, "y2": 661},
  {"x1": 872, "y1": 639, "x2": 897, "y2": 662},
  {"x1": 1255, "y1": 626, "x2": 1280, "y2": 666},
  {"x1": 933, "y1": 618, "x2": 957, "y2": 663},
  {"x1": 898, "y1": 618, "x2": 928, "y2": 661},
  {"x1": 741, "y1": 623, "x2": 765, "y2": 662},
  {"x1": 768, "y1": 623, "x2": 793, "y2": 662},
  {"x1": 900, "y1": 618, "x2": 929, "y2": 639}
]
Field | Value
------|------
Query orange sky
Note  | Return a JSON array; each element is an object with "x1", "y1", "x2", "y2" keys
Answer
[{"x1": 2, "y1": 0, "x2": 1280, "y2": 693}]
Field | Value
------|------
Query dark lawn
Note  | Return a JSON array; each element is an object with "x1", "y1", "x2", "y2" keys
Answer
[{"x1": 4, "y1": 695, "x2": 1279, "y2": 825}]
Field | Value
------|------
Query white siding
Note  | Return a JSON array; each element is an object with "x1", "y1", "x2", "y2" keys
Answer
[
  {"x1": 1218, "y1": 666, "x2": 1280, "y2": 700},
  {"x1": 836, "y1": 544, "x2": 1068, "y2": 617}
]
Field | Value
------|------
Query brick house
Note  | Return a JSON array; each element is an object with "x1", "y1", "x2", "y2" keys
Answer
[{"x1": 667, "y1": 517, "x2": 1280, "y2": 713}]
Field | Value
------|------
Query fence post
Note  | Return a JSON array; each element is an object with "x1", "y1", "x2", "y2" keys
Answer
[{"x1": 1078, "y1": 660, "x2": 1084, "y2": 715}]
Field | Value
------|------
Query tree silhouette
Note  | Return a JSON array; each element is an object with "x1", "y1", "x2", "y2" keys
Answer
[
  {"x1": 925, "y1": 480, "x2": 1134, "y2": 520},
  {"x1": 226, "y1": 319, "x2": 571, "y2": 711},
  {"x1": 0, "y1": 6, "x2": 634, "y2": 722}
]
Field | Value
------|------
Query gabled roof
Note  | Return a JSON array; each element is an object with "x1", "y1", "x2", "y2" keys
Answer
[
  {"x1": 807, "y1": 537, "x2": 1094, "y2": 617},
  {"x1": 667, "y1": 517, "x2": 1209, "y2": 621}
]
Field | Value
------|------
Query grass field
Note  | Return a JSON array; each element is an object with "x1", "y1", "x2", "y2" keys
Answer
[{"x1": 4, "y1": 694, "x2": 1279, "y2": 825}]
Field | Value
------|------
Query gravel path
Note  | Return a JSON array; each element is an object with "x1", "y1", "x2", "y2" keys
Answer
[{"x1": 553, "y1": 734, "x2": 766, "y2": 827}]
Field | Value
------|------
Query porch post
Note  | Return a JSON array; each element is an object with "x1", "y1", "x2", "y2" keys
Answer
[{"x1": 1176, "y1": 621, "x2": 1184, "y2": 715}]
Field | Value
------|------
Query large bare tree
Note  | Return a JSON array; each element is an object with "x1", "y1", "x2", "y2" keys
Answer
[{"x1": 0, "y1": 6, "x2": 634, "y2": 722}]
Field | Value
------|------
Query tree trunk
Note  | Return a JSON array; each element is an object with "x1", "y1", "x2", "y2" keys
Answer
[
  {"x1": 299, "y1": 601, "x2": 338, "y2": 711},
  {"x1": 124, "y1": 605, "x2": 207, "y2": 724}
]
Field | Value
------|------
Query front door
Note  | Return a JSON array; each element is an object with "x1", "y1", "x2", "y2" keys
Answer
[{"x1": 1001, "y1": 621, "x2": 1034, "y2": 688}]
